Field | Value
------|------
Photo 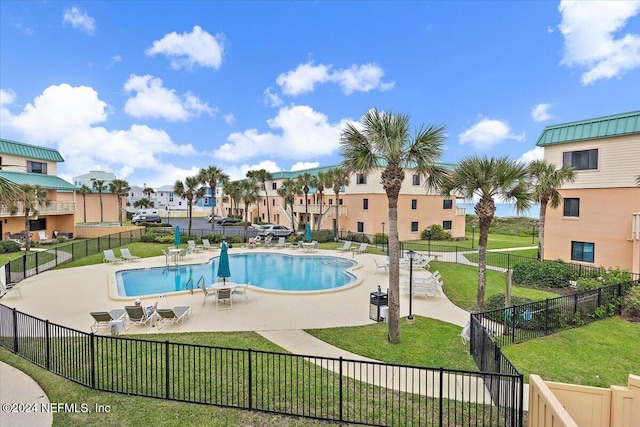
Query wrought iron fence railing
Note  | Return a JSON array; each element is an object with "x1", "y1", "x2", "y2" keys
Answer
[{"x1": 0, "y1": 305, "x2": 524, "y2": 427}]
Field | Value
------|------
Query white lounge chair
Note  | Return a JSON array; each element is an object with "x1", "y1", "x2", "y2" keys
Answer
[
  {"x1": 460, "y1": 321, "x2": 471, "y2": 344},
  {"x1": 0, "y1": 280, "x2": 22, "y2": 299},
  {"x1": 337, "y1": 241, "x2": 352, "y2": 252},
  {"x1": 90, "y1": 309, "x2": 126, "y2": 333},
  {"x1": 188, "y1": 240, "x2": 203, "y2": 253},
  {"x1": 403, "y1": 271, "x2": 443, "y2": 297},
  {"x1": 374, "y1": 258, "x2": 388, "y2": 273},
  {"x1": 274, "y1": 237, "x2": 287, "y2": 248},
  {"x1": 202, "y1": 239, "x2": 216, "y2": 251},
  {"x1": 120, "y1": 248, "x2": 141, "y2": 262},
  {"x1": 351, "y1": 242, "x2": 368, "y2": 254},
  {"x1": 401, "y1": 255, "x2": 432, "y2": 270},
  {"x1": 156, "y1": 306, "x2": 192, "y2": 329},
  {"x1": 232, "y1": 283, "x2": 249, "y2": 301},
  {"x1": 125, "y1": 305, "x2": 157, "y2": 329},
  {"x1": 103, "y1": 249, "x2": 123, "y2": 264}
]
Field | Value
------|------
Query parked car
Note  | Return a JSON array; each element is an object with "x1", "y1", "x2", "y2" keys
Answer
[
  {"x1": 257, "y1": 225, "x2": 294, "y2": 238},
  {"x1": 216, "y1": 217, "x2": 242, "y2": 225},
  {"x1": 206, "y1": 214, "x2": 223, "y2": 223},
  {"x1": 131, "y1": 209, "x2": 162, "y2": 224}
]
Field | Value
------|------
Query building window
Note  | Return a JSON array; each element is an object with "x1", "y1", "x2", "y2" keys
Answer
[
  {"x1": 357, "y1": 222, "x2": 364, "y2": 232},
  {"x1": 411, "y1": 221, "x2": 419, "y2": 232},
  {"x1": 443, "y1": 199, "x2": 453, "y2": 209},
  {"x1": 563, "y1": 198, "x2": 580, "y2": 217},
  {"x1": 329, "y1": 199, "x2": 333, "y2": 205},
  {"x1": 169, "y1": 196, "x2": 173, "y2": 202},
  {"x1": 412, "y1": 174, "x2": 420, "y2": 186},
  {"x1": 339, "y1": 199, "x2": 343, "y2": 205},
  {"x1": 563, "y1": 149, "x2": 598, "y2": 170},
  {"x1": 272, "y1": 182, "x2": 277, "y2": 190},
  {"x1": 442, "y1": 220, "x2": 452, "y2": 230},
  {"x1": 29, "y1": 218, "x2": 47, "y2": 231},
  {"x1": 411, "y1": 199, "x2": 417, "y2": 210},
  {"x1": 363, "y1": 198, "x2": 369, "y2": 210},
  {"x1": 571, "y1": 241, "x2": 594, "y2": 263},
  {"x1": 27, "y1": 161, "x2": 47, "y2": 174},
  {"x1": 356, "y1": 173, "x2": 367, "y2": 185}
]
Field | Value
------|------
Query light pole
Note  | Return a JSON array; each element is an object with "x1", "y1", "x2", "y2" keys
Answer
[
  {"x1": 407, "y1": 250, "x2": 416, "y2": 323},
  {"x1": 381, "y1": 222, "x2": 386, "y2": 253},
  {"x1": 471, "y1": 225, "x2": 476, "y2": 249},
  {"x1": 427, "y1": 226, "x2": 432, "y2": 257}
]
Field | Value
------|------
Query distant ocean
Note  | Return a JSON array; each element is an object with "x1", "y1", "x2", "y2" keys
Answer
[{"x1": 458, "y1": 202, "x2": 540, "y2": 218}]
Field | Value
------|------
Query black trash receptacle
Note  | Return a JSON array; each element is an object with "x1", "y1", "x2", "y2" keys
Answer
[{"x1": 369, "y1": 291, "x2": 388, "y2": 322}]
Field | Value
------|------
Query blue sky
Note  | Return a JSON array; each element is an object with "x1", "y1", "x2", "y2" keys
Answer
[{"x1": 1, "y1": 1, "x2": 639, "y2": 187}]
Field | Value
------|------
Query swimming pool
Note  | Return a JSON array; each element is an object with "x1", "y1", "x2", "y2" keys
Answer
[{"x1": 115, "y1": 253, "x2": 358, "y2": 297}]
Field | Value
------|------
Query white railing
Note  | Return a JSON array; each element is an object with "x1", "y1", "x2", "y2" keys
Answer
[
  {"x1": 0, "y1": 201, "x2": 75, "y2": 217},
  {"x1": 632, "y1": 213, "x2": 640, "y2": 240},
  {"x1": 456, "y1": 207, "x2": 466, "y2": 216}
]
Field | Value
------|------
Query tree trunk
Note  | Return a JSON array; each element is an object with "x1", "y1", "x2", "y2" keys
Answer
[
  {"x1": 538, "y1": 197, "x2": 548, "y2": 260},
  {"x1": 334, "y1": 192, "x2": 340, "y2": 240},
  {"x1": 82, "y1": 196, "x2": 87, "y2": 223},
  {"x1": 117, "y1": 196, "x2": 123, "y2": 225},
  {"x1": 23, "y1": 211, "x2": 31, "y2": 252},
  {"x1": 475, "y1": 197, "x2": 495, "y2": 312},
  {"x1": 265, "y1": 184, "x2": 271, "y2": 224},
  {"x1": 386, "y1": 193, "x2": 400, "y2": 344},
  {"x1": 243, "y1": 202, "x2": 249, "y2": 242},
  {"x1": 210, "y1": 183, "x2": 216, "y2": 235},
  {"x1": 99, "y1": 193, "x2": 103, "y2": 222},
  {"x1": 188, "y1": 199, "x2": 193, "y2": 235}
]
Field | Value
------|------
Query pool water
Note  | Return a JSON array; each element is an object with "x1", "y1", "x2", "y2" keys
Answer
[{"x1": 116, "y1": 253, "x2": 357, "y2": 297}]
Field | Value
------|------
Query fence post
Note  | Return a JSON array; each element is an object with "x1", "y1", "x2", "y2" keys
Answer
[
  {"x1": 597, "y1": 287, "x2": 602, "y2": 308},
  {"x1": 45, "y1": 320, "x2": 50, "y2": 371},
  {"x1": 22, "y1": 255, "x2": 27, "y2": 281},
  {"x1": 35, "y1": 251, "x2": 39, "y2": 274},
  {"x1": 90, "y1": 333, "x2": 96, "y2": 389},
  {"x1": 617, "y1": 283, "x2": 623, "y2": 314},
  {"x1": 86, "y1": 239, "x2": 89, "y2": 256},
  {"x1": 544, "y1": 299, "x2": 549, "y2": 336},
  {"x1": 339, "y1": 356, "x2": 343, "y2": 422},
  {"x1": 165, "y1": 340, "x2": 170, "y2": 399},
  {"x1": 248, "y1": 349, "x2": 253, "y2": 410},
  {"x1": 12, "y1": 308, "x2": 18, "y2": 353},
  {"x1": 54, "y1": 247, "x2": 58, "y2": 267},
  {"x1": 72, "y1": 241, "x2": 75, "y2": 261},
  {"x1": 438, "y1": 367, "x2": 444, "y2": 427}
]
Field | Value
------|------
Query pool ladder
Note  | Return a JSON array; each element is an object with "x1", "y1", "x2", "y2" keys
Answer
[{"x1": 185, "y1": 276, "x2": 206, "y2": 295}]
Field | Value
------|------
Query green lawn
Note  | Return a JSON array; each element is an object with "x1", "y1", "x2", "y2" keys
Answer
[{"x1": 406, "y1": 232, "x2": 536, "y2": 251}]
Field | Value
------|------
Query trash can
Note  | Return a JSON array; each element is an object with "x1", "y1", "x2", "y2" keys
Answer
[{"x1": 369, "y1": 291, "x2": 388, "y2": 322}]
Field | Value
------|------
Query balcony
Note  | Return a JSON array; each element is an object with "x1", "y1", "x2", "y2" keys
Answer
[
  {"x1": 291, "y1": 204, "x2": 347, "y2": 216},
  {"x1": 633, "y1": 213, "x2": 640, "y2": 240},
  {"x1": 0, "y1": 201, "x2": 76, "y2": 217},
  {"x1": 456, "y1": 207, "x2": 466, "y2": 216}
]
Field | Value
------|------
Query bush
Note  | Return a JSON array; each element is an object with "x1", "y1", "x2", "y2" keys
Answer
[
  {"x1": 0, "y1": 241, "x2": 22, "y2": 253},
  {"x1": 421, "y1": 224, "x2": 451, "y2": 241},
  {"x1": 345, "y1": 233, "x2": 370, "y2": 243},
  {"x1": 311, "y1": 229, "x2": 334, "y2": 243},
  {"x1": 139, "y1": 222, "x2": 170, "y2": 227},
  {"x1": 512, "y1": 260, "x2": 573, "y2": 288},
  {"x1": 576, "y1": 277, "x2": 601, "y2": 291},
  {"x1": 623, "y1": 286, "x2": 640, "y2": 317},
  {"x1": 485, "y1": 294, "x2": 535, "y2": 311},
  {"x1": 576, "y1": 267, "x2": 633, "y2": 291},
  {"x1": 374, "y1": 233, "x2": 388, "y2": 244}
]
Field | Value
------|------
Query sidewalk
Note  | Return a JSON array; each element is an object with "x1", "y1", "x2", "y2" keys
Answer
[{"x1": 0, "y1": 362, "x2": 52, "y2": 427}]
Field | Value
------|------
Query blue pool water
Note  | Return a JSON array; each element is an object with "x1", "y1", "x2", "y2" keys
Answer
[{"x1": 116, "y1": 253, "x2": 357, "y2": 297}]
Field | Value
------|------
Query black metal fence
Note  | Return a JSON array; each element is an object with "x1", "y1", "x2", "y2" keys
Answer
[
  {"x1": 4, "y1": 229, "x2": 145, "y2": 284},
  {"x1": 0, "y1": 305, "x2": 525, "y2": 427},
  {"x1": 471, "y1": 281, "x2": 635, "y2": 349}
]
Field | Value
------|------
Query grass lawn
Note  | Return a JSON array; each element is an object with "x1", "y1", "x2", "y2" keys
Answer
[
  {"x1": 406, "y1": 232, "x2": 536, "y2": 251},
  {"x1": 54, "y1": 242, "x2": 171, "y2": 269},
  {"x1": 502, "y1": 317, "x2": 640, "y2": 387},
  {"x1": 463, "y1": 248, "x2": 539, "y2": 268}
]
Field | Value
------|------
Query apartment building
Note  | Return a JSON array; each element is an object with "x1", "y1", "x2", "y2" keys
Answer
[
  {"x1": 222, "y1": 164, "x2": 466, "y2": 242},
  {"x1": 72, "y1": 170, "x2": 116, "y2": 188},
  {"x1": 536, "y1": 111, "x2": 640, "y2": 274}
]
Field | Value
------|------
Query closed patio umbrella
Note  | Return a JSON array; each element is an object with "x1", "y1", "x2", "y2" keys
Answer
[
  {"x1": 174, "y1": 225, "x2": 181, "y2": 247},
  {"x1": 217, "y1": 240, "x2": 231, "y2": 284},
  {"x1": 305, "y1": 223, "x2": 312, "y2": 242}
]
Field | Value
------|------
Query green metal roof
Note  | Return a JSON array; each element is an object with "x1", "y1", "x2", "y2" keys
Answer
[
  {"x1": 269, "y1": 162, "x2": 457, "y2": 180},
  {"x1": 0, "y1": 170, "x2": 78, "y2": 191},
  {"x1": 536, "y1": 110, "x2": 640, "y2": 146},
  {"x1": 0, "y1": 138, "x2": 65, "y2": 162}
]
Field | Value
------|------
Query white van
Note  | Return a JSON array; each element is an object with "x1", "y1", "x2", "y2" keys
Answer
[{"x1": 131, "y1": 209, "x2": 162, "y2": 224}]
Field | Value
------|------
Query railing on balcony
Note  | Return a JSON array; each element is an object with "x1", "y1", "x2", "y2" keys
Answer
[
  {"x1": 0, "y1": 201, "x2": 76, "y2": 217},
  {"x1": 632, "y1": 213, "x2": 640, "y2": 240},
  {"x1": 456, "y1": 207, "x2": 466, "y2": 216},
  {"x1": 291, "y1": 203, "x2": 347, "y2": 216}
]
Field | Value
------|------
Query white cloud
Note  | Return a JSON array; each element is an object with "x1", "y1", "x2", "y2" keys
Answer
[
  {"x1": 275, "y1": 61, "x2": 394, "y2": 96},
  {"x1": 214, "y1": 105, "x2": 347, "y2": 162},
  {"x1": 62, "y1": 7, "x2": 95, "y2": 35},
  {"x1": 559, "y1": 0, "x2": 640, "y2": 85},
  {"x1": 223, "y1": 113, "x2": 235, "y2": 124},
  {"x1": 531, "y1": 103, "x2": 552, "y2": 122},
  {"x1": 263, "y1": 87, "x2": 283, "y2": 107},
  {"x1": 146, "y1": 25, "x2": 225, "y2": 70},
  {"x1": 518, "y1": 147, "x2": 544, "y2": 163},
  {"x1": 225, "y1": 160, "x2": 282, "y2": 181},
  {"x1": 123, "y1": 74, "x2": 215, "y2": 121},
  {"x1": 291, "y1": 161, "x2": 320, "y2": 171},
  {"x1": 459, "y1": 116, "x2": 525, "y2": 150},
  {"x1": 1, "y1": 84, "x2": 198, "y2": 186}
]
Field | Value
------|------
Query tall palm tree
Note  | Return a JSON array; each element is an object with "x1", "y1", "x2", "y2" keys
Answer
[
  {"x1": 173, "y1": 177, "x2": 205, "y2": 235},
  {"x1": 277, "y1": 179, "x2": 298, "y2": 231},
  {"x1": 442, "y1": 155, "x2": 531, "y2": 312},
  {"x1": 142, "y1": 186, "x2": 155, "y2": 202},
  {"x1": 528, "y1": 159, "x2": 575, "y2": 260},
  {"x1": 0, "y1": 176, "x2": 21, "y2": 210},
  {"x1": 76, "y1": 184, "x2": 92, "y2": 223},
  {"x1": 223, "y1": 181, "x2": 243, "y2": 218},
  {"x1": 247, "y1": 169, "x2": 272, "y2": 224},
  {"x1": 341, "y1": 109, "x2": 447, "y2": 344},
  {"x1": 240, "y1": 180, "x2": 261, "y2": 241},
  {"x1": 327, "y1": 167, "x2": 350, "y2": 240},
  {"x1": 198, "y1": 166, "x2": 229, "y2": 234},
  {"x1": 133, "y1": 198, "x2": 153, "y2": 209},
  {"x1": 295, "y1": 172, "x2": 314, "y2": 226},
  {"x1": 92, "y1": 180, "x2": 106, "y2": 222},
  {"x1": 7, "y1": 184, "x2": 49, "y2": 251},
  {"x1": 311, "y1": 171, "x2": 329, "y2": 230},
  {"x1": 246, "y1": 170, "x2": 262, "y2": 221},
  {"x1": 109, "y1": 179, "x2": 131, "y2": 226}
]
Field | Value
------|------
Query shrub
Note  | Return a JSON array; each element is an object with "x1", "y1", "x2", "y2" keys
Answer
[
  {"x1": 623, "y1": 286, "x2": 640, "y2": 317},
  {"x1": 576, "y1": 267, "x2": 633, "y2": 291},
  {"x1": 0, "y1": 241, "x2": 22, "y2": 253},
  {"x1": 155, "y1": 235, "x2": 175, "y2": 244},
  {"x1": 311, "y1": 229, "x2": 334, "y2": 243},
  {"x1": 512, "y1": 260, "x2": 573, "y2": 288},
  {"x1": 345, "y1": 233, "x2": 370, "y2": 243},
  {"x1": 576, "y1": 277, "x2": 601, "y2": 291},
  {"x1": 485, "y1": 294, "x2": 535, "y2": 311},
  {"x1": 374, "y1": 233, "x2": 388, "y2": 244},
  {"x1": 421, "y1": 224, "x2": 450, "y2": 241}
]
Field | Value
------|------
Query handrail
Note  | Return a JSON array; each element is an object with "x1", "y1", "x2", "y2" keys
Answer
[
  {"x1": 196, "y1": 276, "x2": 206, "y2": 295},
  {"x1": 185, "y1": 277, "x2": 193, "y2": 295}
]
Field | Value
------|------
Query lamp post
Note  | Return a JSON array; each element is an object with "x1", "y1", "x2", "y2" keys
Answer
[
  {"x1": 427, "y1": 226, "x2": 432, "y2": 256},
  {"x1": 531, "y1": 221, "x2": 535, "y2": 244},
  {"x1": 381, "y1": 221, "x2": 386, "y2": 252},
  {"x1": 407, "y1": 250, "x2": 416, "y2": 323},
  {"x1": 471, "y1": 225, "x2": 476, "y2": 249}
]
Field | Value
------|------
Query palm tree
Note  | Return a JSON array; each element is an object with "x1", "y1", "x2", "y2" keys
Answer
[
  {"x1": 636, "y1": 175, "x2": 640, "y2": 186},
  {"x1": 133, "y1": 198, "x2": 153, "y2": 209},
  {"x1": 92, "y1": 180, "x2": 106, "y2": 222},
  {"x1": 528, "y1": 160, "x2": 575, "y2": 260},
  {"x1": 109, "y1": 179, "x2": 131, "y2": 226},
  {"x1": 223, "y1": 181, "x2": 243, "y2": 218},
  {"x1": 277, "y1": 179, "x2": 298, "y2": 231},
  {"x1": 295, "y1": 172, "x2": 314, "y2": 226},
  {"x1": 247, "y1": 169, "x2": 272, "y2": 224},
  {"x1": 7, "y1": 184, "x2": 50, "y2": 251},
  {"x1": 0, "y1": 176, "x2": 20, "y2": 211},
  {"x1": 173, "y1": 177, "x2": 206, "y2": 235},
  {"x1": 327, "y1": 167, "x2": 350, "y2": 240},
  {"x1": 142, "y1": 185, "x2": 155, "y2": 200},
  {"x1": 76, "y1": 184, "x2": 92, "y2": 223},
  {"x1": 341, "y1": 109, "x2": 447, "y2": 344},
  {"x1": 240, "y1": 180, "x2": 261, "y2": 241},
  {"x1": 311, "y1": 171, "x2": 329, "y2": 230},
  {"x1": 442, "y1": 155, "x2": 531, "y2": 312},
  {"x1": 198, "y1": 166, "x2": 229, "y2": 235}
]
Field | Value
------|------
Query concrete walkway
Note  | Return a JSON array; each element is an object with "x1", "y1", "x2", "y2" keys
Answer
[{"x1": 0, "y1": 362, "x2": 52, "y2": 427}]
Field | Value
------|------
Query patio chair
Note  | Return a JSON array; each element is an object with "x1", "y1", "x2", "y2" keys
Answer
[
  {"x1": 274, "y1": 237, "x2": 287, "y2": 248},
  {"x1": 0, "y1": 280, "x2": 22, "y2": 299},
  {"x1": 188, "y1": 240, "x2": 203, "y2": 253},
  {"x1": 125, "y1": 305, "x2": 156, "y2": 329},
  {"x1": 232, "y1": 283, "x2": 249, "y2": 301},
  {"x1": 262, "y1": 235, "x2": 272, "y2": 248},
  {"x1": 103, "y1": 249, "x2": 124, "y2": 264},
  {"x1": 199, "y1": 280, "x2": 216, "y2": 305},
  {"x1": 120, "y1": 248, "x2": 141, "y2": 262},
  {"x1": 351, "y1": 242, "x2": 368, "y2": 254},
  {"x1": 90, "y1": 309, "x2": 126, "y2": 333},
  {"x1": 156, "y1": 306, "x2": 192, "y2": 329},
  {"x1": 336, "y1": 241, "x2": 352, "y2": 252},
  {"x1": 202, "y1": 239, "x2": 216, "y2": 251},
  {"x1": 216, "y1": 287, "x2": 233, "y2": 310},
  {"x1": 460, "y1": 321, "x2": 471, "y2": 344},
  {"x1": 374, "y1": 258, "x2": 388, "y2": 273}
]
